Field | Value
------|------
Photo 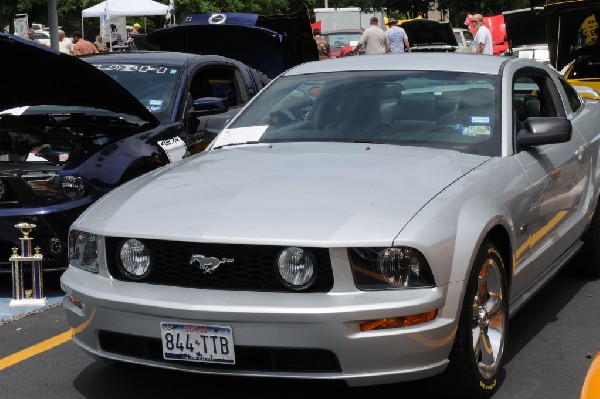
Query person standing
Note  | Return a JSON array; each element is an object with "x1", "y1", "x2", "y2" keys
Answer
[
  {"x1": 71, "y1": 31, "x2": 99, "y2": 56},
  {"x1": 313, "y1": 28, "x2": 330, "y2": 60},
  {"x1": 57, "y1": 30, "x2": 73, "y2": 55},
  {"x1": 385, "y1": 18, "x2": 410, "y2": 53},
  {"x1": 471, "y1": 14, "x2": 493, "y2": 55},
  {"x1": 26, "y1": 28, "x2": 42, "y2": 44},
  {"x1": 355, "y1": 16, "x2": 389, "y2": 55}
]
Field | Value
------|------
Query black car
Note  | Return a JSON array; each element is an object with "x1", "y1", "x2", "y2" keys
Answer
[
  {"x1": 0, "y1": 33, "x2": 269, "y2": 272},
  {"x1": 399, "y1": 18, "x2": 460, "y2": 52},
  {"x1": 80, "y1": 50, "x2": 270, "y2": 153},
  {"x1": 503, "y1": 7, "x2": 550, "y2": 64},
  {"x1": 140, "y1": 9, "x2": 318, "y2": 79}
]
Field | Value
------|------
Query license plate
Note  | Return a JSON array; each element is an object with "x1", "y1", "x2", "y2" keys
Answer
[{"x1": 160, "y1": 322, "x2": 235, "y2": 364}]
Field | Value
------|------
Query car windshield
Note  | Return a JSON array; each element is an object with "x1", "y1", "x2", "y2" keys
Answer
[
  {"x1": 323, "y1": 32, "x2": 363, "y2": 47},
  {"x1": 91, "y1": 63, "x2": 182, "y2": 123},
  {"x1": 220, "y1": 70, "x2": 501, "y2": 156},
  {"x1": 454, "y1": 30, "x2": 473, "y2": 46},
  {"x1": 568, "y1": 56, "x2": 600, "y2": 79}
]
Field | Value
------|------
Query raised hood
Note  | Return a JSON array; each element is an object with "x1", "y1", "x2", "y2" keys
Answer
[
  {"x1": 0, "y1": 33, "x2": 158, "y2": 125},
  {"x1": 75, "y1": 143, "x2": 486, "y2": 245},
  {"x1": 399, "y1": 19, "x2": 459, "y2": 48},
  {"x1": 546, "y1": 0, "x2": 600, "y2": 71},
  {"x1": 503, "y1": 7, "x2": 547, "y2": 48},
  {"x1": 145, "y1": 9, "x2": 318, "y2": 78}
]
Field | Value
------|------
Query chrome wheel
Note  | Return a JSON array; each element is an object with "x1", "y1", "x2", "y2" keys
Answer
[{"x1": 471, "y1": 256, "x2": 505, "y2": 380}]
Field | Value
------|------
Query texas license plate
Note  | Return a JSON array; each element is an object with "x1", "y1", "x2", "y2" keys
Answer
[{"x1": 160, "y1": 322, "x2": 235, "y2": 364}]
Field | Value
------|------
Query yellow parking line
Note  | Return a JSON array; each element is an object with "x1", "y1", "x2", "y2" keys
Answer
[
  {"x1": 0, "y1": 307, "x2": 93, "y2": 371},
  {"x1": 0, "y1": 330, "x2": 72, "y2": 371}
]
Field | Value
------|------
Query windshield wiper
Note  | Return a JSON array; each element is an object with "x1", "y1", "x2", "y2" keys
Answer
[{"x1": 212, "y1": 140, "x2": 262, "y2": 150}]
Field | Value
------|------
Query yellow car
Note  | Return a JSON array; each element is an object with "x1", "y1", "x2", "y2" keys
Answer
[
  {"x1": 581, "y1": 353, "x2": 600, "y2": 398},
  {"x1": 563, "y1": 54, "x2": 600, "y2": 99}
]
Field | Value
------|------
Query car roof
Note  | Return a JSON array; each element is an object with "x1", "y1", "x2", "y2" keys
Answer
[
  {"x1": 81, "y1": 50, "x2": 249, "y2": 67},
  {"x1": 284, "y1": 52, "x2": 508, "y2": 76},
  {"x1": 322, "y1": 29, "x2": 363, "y2": 34},
  {"x1": 0, "y1": 33, "x2": 158, "y2": 124}
]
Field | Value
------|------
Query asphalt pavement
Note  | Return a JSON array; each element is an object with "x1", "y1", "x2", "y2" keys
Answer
[{"x1": 0, "y1": 272, "x2": 64, "y2": 324}]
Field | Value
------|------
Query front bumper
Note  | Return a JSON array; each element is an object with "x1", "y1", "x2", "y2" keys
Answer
[{"x1": 61, "y1": 265, "x2": 463, "y2": 387}]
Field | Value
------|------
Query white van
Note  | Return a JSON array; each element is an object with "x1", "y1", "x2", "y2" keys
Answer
[{"x1": 453, "y1": 28, "x2": 473, "y2": 53}]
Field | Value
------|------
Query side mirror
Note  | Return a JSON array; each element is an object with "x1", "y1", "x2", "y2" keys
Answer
[
  {"x1": 192, "y1": 97, "x2": 228, "y2": 115},
  {"x1": 186, "y1": 97, "x2": 229, "y2": 133},
  {"x1": 516, "y1": 117, "x2": 572, "y2": 149}
]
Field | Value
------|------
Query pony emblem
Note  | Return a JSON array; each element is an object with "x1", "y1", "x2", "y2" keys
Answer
[
  {"x1": 190, "y1": 254, "x2": 233, "y2": 273},
  {"x1": 209, "y1": 14, "x2": 226, "y2": 24}
]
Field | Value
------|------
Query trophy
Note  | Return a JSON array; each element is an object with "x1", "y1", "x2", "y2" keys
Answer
[{"x1": 9, "y1": 222, "x2": 46, "y2": 307}]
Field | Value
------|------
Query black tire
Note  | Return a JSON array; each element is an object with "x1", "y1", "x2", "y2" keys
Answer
[
  {"x1": 443, "y1": 239, "x2": 509, "y2": 398},
  {"x1": 578, "y1": 206, "x2": 600, "y2": 276}
]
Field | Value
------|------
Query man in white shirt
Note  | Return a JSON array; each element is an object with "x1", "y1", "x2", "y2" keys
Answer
[
  {"x1": 471, "y1": 14, "x2": 493, "y2": 55},
  {"x1": 57, "y1": 30, "x2": 73, "y2": 55}
]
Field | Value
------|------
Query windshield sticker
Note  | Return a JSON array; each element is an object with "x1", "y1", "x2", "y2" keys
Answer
[
  {"x1": 470, "y1": 116, "x2": 491, "y2": 124},
  {"x1": 212, "y1": 126, "x2": 269, "y2": 148},
  {"x1": 93, "y1": 64, "x2": 172, "y2": 74},
  {"x1": 463, "y1": 126, "x2": 491, "y2": 136},
  {"x1": 145, "y1": 99, "x2": 164, "y2": 112}
]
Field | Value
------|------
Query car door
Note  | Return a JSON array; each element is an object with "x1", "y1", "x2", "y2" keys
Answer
[{"x1": 511, "y1": 69, "x2": 590, "y2": 295}]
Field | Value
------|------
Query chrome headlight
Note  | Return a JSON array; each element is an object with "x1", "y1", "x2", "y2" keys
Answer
[
  {"x1": 118, "y1": 239, "x2": 151, "y2": 279},
  {"x1": 61, "y1": 175, "x2": 86, "y2": 198},
  {"x1": 24, "y1": 173, "x2": 60, "y2": 196},
  {"x1": 349, "y1": 247, "x2": 435, "y2": 290},
  {"x1": 276, "y1": 247, "x2": 316, "y2": 290},
  {"x1": 68, "y1": 230, "x2": 98, "y2": 273}
]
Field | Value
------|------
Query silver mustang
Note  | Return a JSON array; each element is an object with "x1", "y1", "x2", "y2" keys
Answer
[{"x1": 61, "y1": 53, "x2": 600, "y2": 398}]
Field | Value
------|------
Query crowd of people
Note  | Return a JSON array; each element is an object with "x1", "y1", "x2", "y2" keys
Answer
[
  {"x1": 25, "y1": 25, "x2": 140, "y2": 56},
  {"x1": 312, "y1": 13, "x2": 492, "y2": 59}
]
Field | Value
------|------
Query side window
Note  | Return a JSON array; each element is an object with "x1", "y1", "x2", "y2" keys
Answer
[
  {"x1": 558, "y1": 76, "x2": 583, "y2": 113},
  {"x1": 513, "y1": 76, "x2": 542, "y2": 128},
  {"x1": 189, "y1": 67, "x2": 239, "y2": 107},
  {"x1": 513, "y1": 71, "x2": 562, "y2": 129}
]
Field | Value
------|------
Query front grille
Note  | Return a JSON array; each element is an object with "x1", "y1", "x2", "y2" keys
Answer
[
  {"x1": 98, "y1": 331, "x2": 341, "y2": 372},
  {"x1": 105, "y1": 239, "x2": 334, "y2": 292}
]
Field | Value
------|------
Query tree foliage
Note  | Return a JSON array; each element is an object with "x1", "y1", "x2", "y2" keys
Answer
[{"x1": 0, "y1": 0, "x2": 549, "y2": 38}]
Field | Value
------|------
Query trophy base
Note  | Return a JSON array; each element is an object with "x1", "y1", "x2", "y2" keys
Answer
[{"x1": 9, "y1": 298, "x2": 47, "y2": 307}]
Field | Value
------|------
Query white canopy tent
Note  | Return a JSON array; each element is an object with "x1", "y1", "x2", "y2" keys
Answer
[
  {"x1": 82, "y1": 0, "x2": 169, "y2": 18},
  {"x1": 81, "y1": 0, "x2": 169, "y2": 40}
]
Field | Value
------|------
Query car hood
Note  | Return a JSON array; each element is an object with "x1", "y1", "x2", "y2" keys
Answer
[
  {"x1": 144, "y1": 9, "x2": 318, "y2": 78},
  {"x1": 503, "y1": 7, "x2": 546, "y2": 48},
  {"x1": 77, "y1": 143, "x2": 488, "y2": 244},
  {"x1": 546, "y1": 0, "x2": 600, "y2": 71},
  {"x1": 399, "y1": 19, "x2": 459, "y2": 49},
  {"x1": 0, "y1": 33, "x2": 158, "y2": 125}
]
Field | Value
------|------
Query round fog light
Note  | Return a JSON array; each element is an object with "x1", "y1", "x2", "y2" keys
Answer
[
  {"x1": 276, "y1": 247, "x2": 316, "y2": 290},
  {"x1": 118, "y1": 239, "x2": 151, "y2": 279}
]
